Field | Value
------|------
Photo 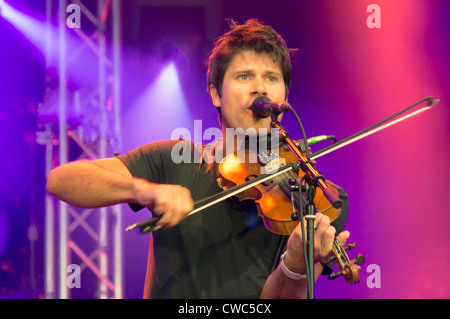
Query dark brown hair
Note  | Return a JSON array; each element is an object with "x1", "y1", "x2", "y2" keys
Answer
[{"x1": 207, "y1": 19, "x2": 297, "y2": 100}]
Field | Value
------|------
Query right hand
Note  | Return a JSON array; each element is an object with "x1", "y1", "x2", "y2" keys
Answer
[{"x1": 132, "y1": 178, "x2": 194, "y2": 229}]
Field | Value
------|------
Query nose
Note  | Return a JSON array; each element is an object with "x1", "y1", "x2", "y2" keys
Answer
[{"x1": 250, "y1": 76, "x2": 267, "y2": 97}]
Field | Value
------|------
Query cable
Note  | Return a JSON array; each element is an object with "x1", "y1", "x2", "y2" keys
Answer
[{"x1": 288, "y1": 106, "x2": 312, "y2": 159}]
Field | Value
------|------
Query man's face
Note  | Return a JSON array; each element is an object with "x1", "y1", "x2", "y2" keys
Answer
[{"x1": 210, "y1": 50, "x2": 286, "y2": 133}]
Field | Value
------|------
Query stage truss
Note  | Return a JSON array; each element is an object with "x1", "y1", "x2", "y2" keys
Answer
[{"x1": 38, "y1": 0, "x2": 123, "y2": 299}]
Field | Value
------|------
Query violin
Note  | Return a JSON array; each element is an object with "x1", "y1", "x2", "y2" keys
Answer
[{"x1": 216, "y1": 139, "x2": 365, "y2": 285}]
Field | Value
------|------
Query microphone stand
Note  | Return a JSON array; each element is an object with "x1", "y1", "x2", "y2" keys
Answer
[
  {"x1": 270, "y1": 116, "x2": 342, "y2": 299},
  {"x1": 288, "y1": 176, "x2": 317, "y2": 299}
]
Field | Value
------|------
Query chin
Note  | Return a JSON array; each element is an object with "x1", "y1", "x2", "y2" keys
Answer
[{"x1": 251, "y1": 118, "x2": 273, "y2": 132}]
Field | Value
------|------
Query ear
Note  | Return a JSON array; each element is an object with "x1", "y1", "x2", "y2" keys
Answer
[{"x1": 209, "y1": 84, "x2": 221, "y2": 108}]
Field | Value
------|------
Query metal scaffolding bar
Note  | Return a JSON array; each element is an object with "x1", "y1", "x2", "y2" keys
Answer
[
  {"x1": 43, "y1": 0, "x2": 56, "y2": 299},
  {"x1": 112, "y1": 0, "x2": 123, "y2": 300},
  {"x1": 57, "y1": 0, "x2": 69, "y2": 300},
  {"x1": 42, "y1": 0, "x2": 123, "y2": 299}
]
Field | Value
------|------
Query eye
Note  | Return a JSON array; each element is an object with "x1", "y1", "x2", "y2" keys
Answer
[
  {"x1": 238, "y1": 74, "x2": 249, "y2": 81},
  {"x1": 267, "y1": 76, "x2": 277, "y2": 82}
]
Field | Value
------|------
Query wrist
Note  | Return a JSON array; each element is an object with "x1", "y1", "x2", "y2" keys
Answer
[
  {"x1": 280, "y1": 251, "x2": 307, "y2": 280},
  {"x1": 130, "y1": 178, "x2": 154, "y2": 204}
]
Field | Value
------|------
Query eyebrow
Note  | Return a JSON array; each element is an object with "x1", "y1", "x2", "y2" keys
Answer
[{"x1": 232, "y1": 69, "x2": 282, "y2": 77}]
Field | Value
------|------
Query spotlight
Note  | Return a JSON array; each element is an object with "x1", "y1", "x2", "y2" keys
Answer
[
  {"x1": 159, "y1": 43, "x2": 189, "y2": 77},
  {"x1": 0, "y1": 0, "x2": 4, "y2": 16}
]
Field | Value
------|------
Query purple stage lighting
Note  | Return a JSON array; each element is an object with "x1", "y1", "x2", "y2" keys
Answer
[
  {"x1": 0, "y1": 1, "x2": 48, "y2": 54},
  {"x1": 0, "y1": 208, "x2": 7, "y2": 256},
  {"x1": 123, "y1": 61, "x2": 193, "y2": 150}
]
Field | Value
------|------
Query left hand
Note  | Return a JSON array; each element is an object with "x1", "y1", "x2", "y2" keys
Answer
[{"x1": 283, "y1": 213, "x2": 350, "y2": 275}]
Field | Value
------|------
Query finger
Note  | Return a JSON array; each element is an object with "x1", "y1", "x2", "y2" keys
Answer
[
  {"x1": 324, "y1": 226, "x2": 336, "y2": 244},
  {"x1": 158, "y1": 193, "x2": 183, "y2": 228},
  {"x1": 172, "y1": 189, "x2": 190, "y2": 226},
  {"x1": 337, "y1": 230, "x2": 350, "y2": 245},
  {"x1": 151, "y1": 188, "x2": 173, "y2": 228},
  {"x1": 152, "y1": 197, "x2": 168, "y2": 216},
  {"x1": 155, "y1": 202, "x2": 171, "y2": 229},
  {"x1": 319, "y1": 225, "x2": 336, "y2": 259},
  {"x1": 312, "y1": 213, "x2": 323, "y2": 230},
  {"x1": 156, "y1": 187, "x2": 193, "y2": 229},
  {"x1": 315, "y1": 213, "x2": 330, "y2": 235}
]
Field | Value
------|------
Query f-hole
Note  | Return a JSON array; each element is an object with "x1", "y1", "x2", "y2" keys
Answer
[{"x1": 245, "y1": 174, "x2": 272, "y2": 187}]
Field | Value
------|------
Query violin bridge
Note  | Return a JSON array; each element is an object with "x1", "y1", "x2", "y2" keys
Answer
[{"x1": 260, "y1": 158, "x2": 287, "y2": 174}]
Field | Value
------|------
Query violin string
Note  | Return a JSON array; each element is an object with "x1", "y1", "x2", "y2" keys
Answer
[
  {"x1": 274, "y1": 170, "x2": 332, "y2": 212},
  {"x1": 318, "y1": 205, "x2": 333, "y2": 214},
  {"x1": 334, "y1": 238, "x2": 352, "y2": 264},
  {"x1": 272, "y1": 170, "x2": 298, "y2": 207},
  {"x1": 276, "y1": 171, "x2": 308, "y2": 208}
]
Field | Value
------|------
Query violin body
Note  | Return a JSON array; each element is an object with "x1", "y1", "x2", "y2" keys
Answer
[{"x1": 217, "y1": 141, "x2": 341, "y2": 235}]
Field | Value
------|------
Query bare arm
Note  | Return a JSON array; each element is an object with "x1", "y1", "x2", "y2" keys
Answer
[
  {"x1": 46, "y1": 158, "x2": 194, "y2": 229},
  {"x1": 47, "y1": 158, "x2": 135, "y2": 208}
]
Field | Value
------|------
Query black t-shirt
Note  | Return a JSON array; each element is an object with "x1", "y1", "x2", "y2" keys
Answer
[{"x1": 118, "y1": 138, "x2": 348, "y2": 298}]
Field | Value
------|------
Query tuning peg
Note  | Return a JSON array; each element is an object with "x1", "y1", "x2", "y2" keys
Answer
[
  {"x1": 327, "y1": 264, "x2": 361, "y2": 284},
  {"x1": 351, "y1": 254, "x2": 365, "y2": 266},
  {"x1": 343, "y1": 243, "x2": 356, "y2": 251},
  {"x1": 327, "y1": 271, "x2": 343, "y2": 280},
  {"x1": 321, "y1": 255, "x2": 336, "y2": 264}
]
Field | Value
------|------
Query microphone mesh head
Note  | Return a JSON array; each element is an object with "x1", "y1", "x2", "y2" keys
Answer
[{"x1": 251, "y1": 96, "x2": 273, "y2": 118}]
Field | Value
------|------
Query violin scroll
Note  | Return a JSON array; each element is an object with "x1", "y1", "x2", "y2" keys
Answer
[{"x1": 325, "y1": 239, "x2": 365, "y2": 284}]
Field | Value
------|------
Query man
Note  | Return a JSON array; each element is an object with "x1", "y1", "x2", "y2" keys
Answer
[{"x1": 47, "y1": 19, "x2": 350, "y2": 299}]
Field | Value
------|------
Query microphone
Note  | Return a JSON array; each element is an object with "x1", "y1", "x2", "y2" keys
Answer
[
  {"x1": 307, "y1": 135, "x2": 336, "y2": 145},
  {"x1": 294, "y1": 135, "x2": 336, "y2": 153},
  {"x1": 251, "y1": 96, "x2": 291, "y2": 119}
]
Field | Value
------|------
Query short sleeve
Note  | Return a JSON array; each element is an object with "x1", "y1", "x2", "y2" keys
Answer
[{"x1": 116, "y1": 139, "x2": 182, "y2": 212}]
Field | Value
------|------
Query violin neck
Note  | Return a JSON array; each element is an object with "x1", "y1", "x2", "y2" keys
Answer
[{"x1": 332, "y1": 237, "x2": 351, "y2": 265}]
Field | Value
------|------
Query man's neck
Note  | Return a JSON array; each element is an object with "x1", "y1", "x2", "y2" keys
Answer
[{"x1": 220, "y1": 126, "x2": 281, "y2": 156}]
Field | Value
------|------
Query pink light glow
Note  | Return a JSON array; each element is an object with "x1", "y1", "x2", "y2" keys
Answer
[{"x1": 311, "y1": 0, "x2": 450, "y2": 299}]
